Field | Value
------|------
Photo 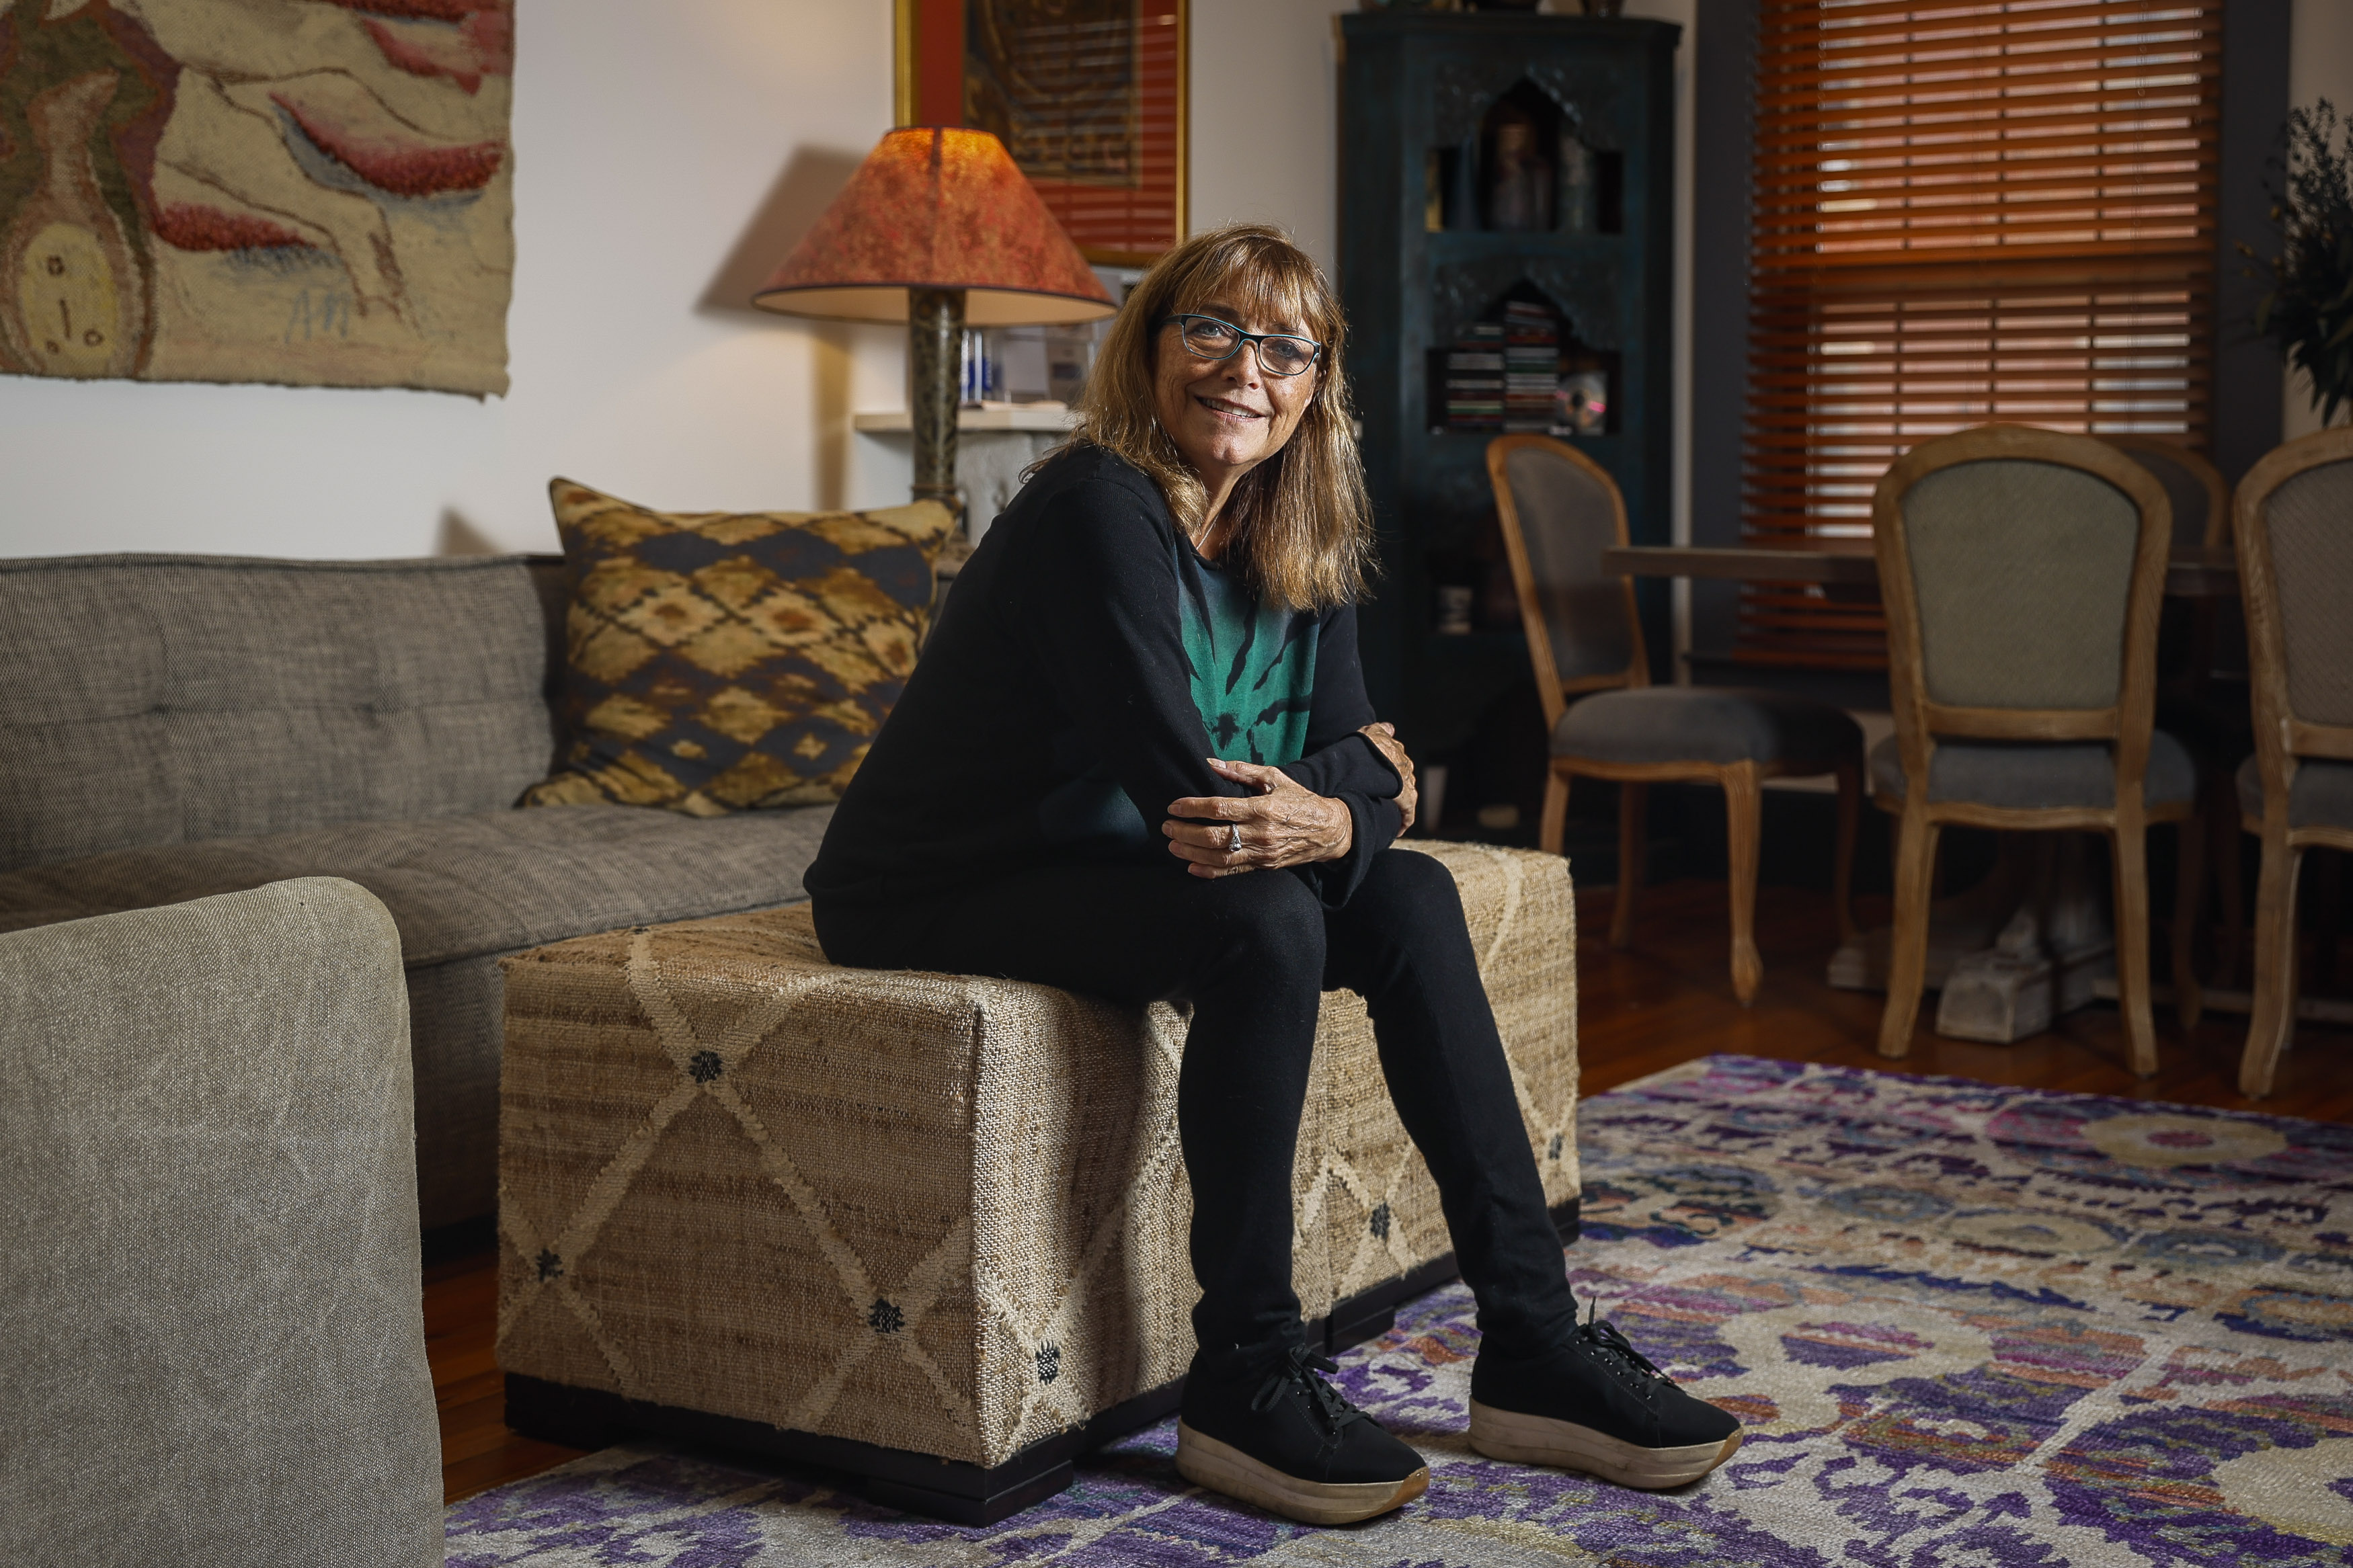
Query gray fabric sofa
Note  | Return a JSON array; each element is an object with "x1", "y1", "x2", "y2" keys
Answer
[
  {"x1": 1, "y1": 878, "x2": 444, "y2": 1568},
  {"x1": 0, "y1": 554, "x2": 832, "y2": 1228}
]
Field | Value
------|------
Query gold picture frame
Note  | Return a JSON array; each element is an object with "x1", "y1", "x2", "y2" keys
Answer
[{"x1": 895, "y1": 0, "x2": 1187, "y2": 265}]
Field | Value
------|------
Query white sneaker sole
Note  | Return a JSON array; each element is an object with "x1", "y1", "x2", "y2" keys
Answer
[
  {"x1": 1174, "y1": 1421, "x2": 1430, "y2": 1525},
  {"x1": 1468, "y1": 1400, "x2": 1743, "y2": 1489}
]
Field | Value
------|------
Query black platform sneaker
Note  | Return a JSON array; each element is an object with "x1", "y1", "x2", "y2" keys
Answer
[
  {"x1": 1176, "y1": 1340, "x2": 1431, "y2": 1525},
  {"x1": 1468, "y1": 1295, "x2": 1743, "y2": 1489}
]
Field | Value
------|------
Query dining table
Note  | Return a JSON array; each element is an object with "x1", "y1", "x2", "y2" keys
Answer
[
  {"x1": 1601, "y1": 540, "x2": 2240, "y2": 1043},
  {"x1": 1600, "y1": 541, "x2": 2240, "y2": 598}
]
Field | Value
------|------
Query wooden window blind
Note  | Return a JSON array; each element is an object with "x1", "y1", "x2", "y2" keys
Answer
[{"x1": 1738, "y1": 0, "x2": 2223, "y2": 667}]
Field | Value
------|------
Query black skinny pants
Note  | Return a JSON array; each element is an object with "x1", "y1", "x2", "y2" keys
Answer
[{"x1": 815, "y1": 849, "x2": 1577, "y2": 1362}]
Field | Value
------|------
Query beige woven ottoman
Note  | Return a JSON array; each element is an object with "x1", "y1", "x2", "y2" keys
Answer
[{"x1": 496, "y1": 841, "x2": 1579, "y2": 1522}]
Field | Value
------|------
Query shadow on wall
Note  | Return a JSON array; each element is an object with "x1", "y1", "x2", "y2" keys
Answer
[
  {"x1": 696, "y1": 146, "x2": 865, "y2": 321},
  {"x1": 438, "y1": 509, "x2": 504, "y2": 556},
  {"x1": 699, "y1": 145, "x2": 871, "y2": 510}
]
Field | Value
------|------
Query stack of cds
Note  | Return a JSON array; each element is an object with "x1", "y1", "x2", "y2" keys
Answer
[
  {"x1": 1441, "y1": 322, "x2": 1505, "y2": 429},
  {"x1": 1502, "y1": 300, "x2": 1560, "y2": 431}
]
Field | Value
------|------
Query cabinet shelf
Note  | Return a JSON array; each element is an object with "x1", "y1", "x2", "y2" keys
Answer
[
  {"x1": 1342, "y1": 7, "x2": 1679, "y2": 809},
  {"x1": 852, "y1": 406, "x2": 1076, "y2": 434}
]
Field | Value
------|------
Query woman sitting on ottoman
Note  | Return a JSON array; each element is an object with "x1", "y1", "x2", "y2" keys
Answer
[{"x1": 806, "y1": 222, "x2": 1740, "y2": 1524}]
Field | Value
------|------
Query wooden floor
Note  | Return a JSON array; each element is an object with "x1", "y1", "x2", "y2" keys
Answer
[{"x1": 426, "y1": 877, "x2": 2353, "y2": 1503}]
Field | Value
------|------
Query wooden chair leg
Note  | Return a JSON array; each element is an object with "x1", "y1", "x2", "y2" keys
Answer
[
  {"x1": 2211, "y1": 781, "x2": 2246, "y2": 990},
  {"x1": 1831, "y1": 754, "x2": 1862, "y2": 947},
  {"x1": 2110, "y1": 813, "x2": 2159, "y2": 1078},
  {"x1": 2171, "y1": 811, "x2": 2204, "y2": 1032},
  {"x1": 2241, "y1": 827, "x2": 2305, "y2": 1098},
  {"x1": 1610, "y1": 782, "x2": 1647, "y2": 950},
  {"x1": 1540, "y1": 768, "x2": 1570, "y2": 857},
  {"x1": 1724, "y1": 762, "x2": 1763, "y2": 1005},
  {"x1": 1878, "y1": 807, "x2": 1941, "y2": 1059}
]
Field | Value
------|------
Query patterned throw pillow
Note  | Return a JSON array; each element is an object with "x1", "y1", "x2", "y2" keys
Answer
[{"x1": 522, "y1": 479, "x2": 958, "y2": 815}]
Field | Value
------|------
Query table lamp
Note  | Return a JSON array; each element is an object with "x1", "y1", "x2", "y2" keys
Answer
[{"x1": 754, "y1": 126, "x2": 1117, "y2": 522}]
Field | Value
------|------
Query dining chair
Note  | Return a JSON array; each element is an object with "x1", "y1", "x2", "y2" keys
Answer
[
  {"x1": 2109, "y1": 436, "x2": 2243, "y2": 1011},
  {"x1": 1872, "y1": 425, "x2": 2198, "y2": 1073},
  {"x1": 2106, "y1": 436, "x2": 2228, "y2": 556},
  {"x1": 2231, "y1": 425, "x2": 2353, "y2": 1098},
  {"x1": 1487, "y1": 434, "x2": 1862, "y2": 1005}
]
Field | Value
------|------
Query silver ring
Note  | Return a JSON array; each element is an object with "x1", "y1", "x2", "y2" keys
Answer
[{"x1": 1227, "y1": 823, "x2": 1242, "y2": 852}]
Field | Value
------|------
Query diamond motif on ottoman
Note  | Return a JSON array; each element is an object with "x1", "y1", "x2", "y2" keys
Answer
[{"x1": 496, "y1": 842, "x2": 1579, "y2": 1470}]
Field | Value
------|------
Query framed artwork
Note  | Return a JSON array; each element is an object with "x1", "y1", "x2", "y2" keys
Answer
[
  {"x1": 896, "y1": 0, "x2": 1185, "y2": 265},
  {"x1": 0, "y1": 0, "x2": 513, "y2": 395}
]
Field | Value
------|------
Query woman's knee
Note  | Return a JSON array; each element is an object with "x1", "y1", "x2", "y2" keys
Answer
[
  {"x1": 1197, "y1": 868, "x2": 1327, "y2": 984},
  {"x1": 1323, "y1": 849, "x2": 1485, "y2": 1000},
  {"x1": 1355, "y1": 848, "x2": 1470, "y2": 938}
]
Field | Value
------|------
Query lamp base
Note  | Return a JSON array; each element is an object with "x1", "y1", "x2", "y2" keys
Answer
[{"x1": 910, "y1": 288, "x2": 966, "y2": 526}]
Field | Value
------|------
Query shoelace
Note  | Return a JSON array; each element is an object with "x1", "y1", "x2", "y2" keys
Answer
[
  {"x1": 1574, "y1": 1292, "x2": 1668, "y2": 1383},
  {"x1": 1248, "y1": 1342, "x2": 1369, "y2": 1438}
]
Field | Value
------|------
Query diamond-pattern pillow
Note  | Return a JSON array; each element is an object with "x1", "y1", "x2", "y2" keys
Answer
[{"x1": 522, "y1": 479, "x2": 958, "y2": 815}]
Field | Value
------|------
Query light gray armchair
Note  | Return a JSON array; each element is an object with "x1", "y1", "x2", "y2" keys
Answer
[
  {"x1": 1, "y1": 878, "x2": 444, "y2": 1568},
  {"x1": 2233, "y1": 425, "x2": 2353, "y2": 1098}
]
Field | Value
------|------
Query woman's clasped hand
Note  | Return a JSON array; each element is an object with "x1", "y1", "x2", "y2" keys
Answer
[
  {"x1": 1163, "y1": 722, "x2": 1419, "y2": 878},
  {"x1": 1163, "y1": 755, "x2": 1354, "y2": 876}
]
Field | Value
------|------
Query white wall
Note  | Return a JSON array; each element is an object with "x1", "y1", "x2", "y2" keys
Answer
[
  {"x1": 0, "y1": 0, "x2": 909, "y2": 560},
  {"x1": 0, "y1": 0, "x2": 1696, "y2": 561},
  {"x1": 2284, "y1": 0, "x2": 2353, "y2": 439},
  {"x1": 1187, "y1": 0, "x2": 1340, "y2": 274}
]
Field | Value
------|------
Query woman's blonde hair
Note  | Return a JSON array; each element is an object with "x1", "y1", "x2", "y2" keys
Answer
[{"x1": 1062, "y1": 223, "x2": 1373, "y2": 612}]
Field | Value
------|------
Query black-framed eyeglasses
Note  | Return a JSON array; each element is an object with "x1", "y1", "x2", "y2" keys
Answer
[{"x1": 1159, "y1": 314, "x2": 1322, "y2": 378}]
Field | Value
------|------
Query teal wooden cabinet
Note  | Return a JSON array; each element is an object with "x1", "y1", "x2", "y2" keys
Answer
[{"x1": 1341, "y1": 11, "x2": 1679, "y2": 756}]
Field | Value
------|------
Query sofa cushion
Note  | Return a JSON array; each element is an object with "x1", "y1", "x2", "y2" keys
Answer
[
  {"x1": 523, "y1": 480, "x2": 957, "y2": 816},
  {"x1": 0, "y1": 802, "x2": 834, "y2": 967},
  {"x1": 0, "y1": 553, "x2": 565, "y2": 874}
]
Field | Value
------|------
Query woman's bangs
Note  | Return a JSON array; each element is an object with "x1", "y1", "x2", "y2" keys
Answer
[{"x1": 1174, "y1": 247, "x2": 1328, "y2": 341}]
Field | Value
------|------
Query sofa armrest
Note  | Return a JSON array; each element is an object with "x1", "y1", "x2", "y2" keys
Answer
[{"x1": 0, "y1": 877, "x2": 442, "y2": 1568}]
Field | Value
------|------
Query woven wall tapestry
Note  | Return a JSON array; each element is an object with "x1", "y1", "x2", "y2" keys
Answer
[{"x1": 0, "y1": 0, "x2": 514, "y2": 395}]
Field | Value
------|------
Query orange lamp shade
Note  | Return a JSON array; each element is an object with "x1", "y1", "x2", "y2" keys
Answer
[{"x1": 753, "y1": 127, "x2": 1117, "y2": 327}]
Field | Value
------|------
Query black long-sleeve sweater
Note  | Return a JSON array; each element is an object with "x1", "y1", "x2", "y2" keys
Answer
[{"x1": 805, "y1": 444, "x2": 1403, "y2": 911}]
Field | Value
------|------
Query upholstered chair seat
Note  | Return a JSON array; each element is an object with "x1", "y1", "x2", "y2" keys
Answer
[
  {"x1": 2236, "y1": 755, "x2": 2353, "y2": 831},
  {"x1": 1556, "y1": 687, "x2": 1861, "y2": 770},
  {"x1": 1870, "y1": 732, "x2": 2196, "y2": 811}
]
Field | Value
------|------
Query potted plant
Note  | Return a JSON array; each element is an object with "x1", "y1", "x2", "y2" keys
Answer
[{"x1": 2247, "y1": 100, "x2": 2353, "y2": 426}]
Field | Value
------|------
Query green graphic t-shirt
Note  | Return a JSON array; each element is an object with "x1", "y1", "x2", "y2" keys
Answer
[{"x1": 1176, "y1": 544, "x2": 1318, "y2": 766}]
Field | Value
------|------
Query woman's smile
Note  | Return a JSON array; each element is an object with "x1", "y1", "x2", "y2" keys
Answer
[{"x1": 1153, "y1": 315, "x2": 1316, "y2": 512}]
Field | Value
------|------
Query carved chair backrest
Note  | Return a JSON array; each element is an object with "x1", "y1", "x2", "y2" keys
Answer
[
  {"x1": 2108, "y1": 436, "x2": 2239, "y2": 687},
  {"x1": 2108, "y1": 436, "x2": 2229, "y2": 550},
  {"x1": 2234, "y1": 426, "x2": 2353, "y2": 806},
  {"x1": 1486, "y1": 434, "x2": 1646, "y2": 731},
  {"x1": 1873, "y1": 425, "x2": 2171, "y2": 807}
]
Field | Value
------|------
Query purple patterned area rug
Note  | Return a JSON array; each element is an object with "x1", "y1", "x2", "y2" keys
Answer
[{"x1": 447, "y1": 1055, "x2": 2353, "y2": 1565}]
